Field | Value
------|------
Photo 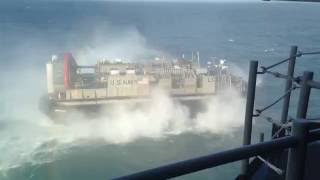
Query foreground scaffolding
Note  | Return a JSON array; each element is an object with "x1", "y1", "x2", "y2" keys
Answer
[{"x1": 113, "y1": 46, "x2": 320, "y2": 180}]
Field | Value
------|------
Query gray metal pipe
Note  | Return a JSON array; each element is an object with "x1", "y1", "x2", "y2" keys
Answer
[
  {"x1": 285, "y1": 120, "x2": 309, "y2": 180},
  {"x1": 240, "y1": 61, "x2": 258, "y2": 175},
  {"x1": 260, "y1": 133, "x2": 265, "y2": 143},
  {"x1": 308, "y1": 128, "x2": 320, "y2": 142},
  {"x1": 277, "y1": 46, "x2": 298, "y2": 137},
  {"x1": 113, "y1": 136, "x2": 298, "y2": 180},
  {"x1": 297, "y1": 71, "x2": 313, "y2": 118},
  {"x1": 269, "y1": 46, "x2": 298, "y2": 174},
  {"x1": 286, "y1": 71, "x2": 313, "y2": 180},
  {"x1": 307, "y1": 80, "x2": 320, "y2": 90}
]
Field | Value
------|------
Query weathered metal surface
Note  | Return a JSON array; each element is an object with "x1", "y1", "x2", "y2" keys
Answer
[
  {"x1": 241, "y1": 61, "x2": 258, "y2": 175},
  {"x1": 113, "y1": 136, "x2": 298, "y2": 180},
  {"x1": 286, "y1": 71, "x2": 314, "y2": 180},
  {"x1": 278, "y1": 46, "x2": 298, "y2": 137}
]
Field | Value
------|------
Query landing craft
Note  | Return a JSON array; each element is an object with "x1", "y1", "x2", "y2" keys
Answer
[{"x1": 39, "y1": 53, "x2": 247, "y2": 121}]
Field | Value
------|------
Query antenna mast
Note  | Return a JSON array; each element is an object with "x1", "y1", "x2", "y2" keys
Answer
[{"x1": 197, "y1": 51, "x2": 200, "y2": 67}]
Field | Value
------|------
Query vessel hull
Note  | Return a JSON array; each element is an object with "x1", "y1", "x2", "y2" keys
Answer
[{"x1": 40, "y1": 95, "x2": 212, "y2": 123}]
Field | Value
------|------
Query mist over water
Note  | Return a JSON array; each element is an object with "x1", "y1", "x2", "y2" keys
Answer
[
  {"x1": 0, "y1": 68, "x2": 245, "y2": 171},
  {"x1": 2, "y1": 1, "x2": 319, "y2": 179},
  {"x1": 61, "y1": 88, "x2": 245, "y2": 144},
  {"x1": 0, "y1": 19, "x2": 245, "y2": 175},
  {"x1": 74, "y1": 24, "x2": 166, "y2": 65}
]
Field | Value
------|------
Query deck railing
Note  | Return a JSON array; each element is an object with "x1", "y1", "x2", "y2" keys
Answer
[{"x1": 113, "y1": 46, "x2": 320, "y2": 180}]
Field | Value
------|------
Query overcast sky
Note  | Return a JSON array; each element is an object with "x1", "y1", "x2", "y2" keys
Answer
[
  {"x1": 105, "y1": 0, "x2": 258, "y2": 2},
  {"x1": 1, "y1": 0, "x2": 261, "y2": 3},
  {"x1": 41, "y1": 0, "x2": 259, "y2": 1},
  {"x1": 93, "y1": 0, "x2": 258, "y2": 1}
]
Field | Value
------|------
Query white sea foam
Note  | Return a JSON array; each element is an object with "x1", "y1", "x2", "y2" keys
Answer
[
  {"x1": 55, "y1": 88, "x2": 246, "y2": 144},
  {"x1": 0, "y1": 80, "x2": 245, "y2": 171},
  {"x1": 0, "y1": 25, "x2": 245, "y2": 172}
]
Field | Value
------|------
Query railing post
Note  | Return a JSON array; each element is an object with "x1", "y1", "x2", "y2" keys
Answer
[
  {"x1": 296, "y1": 71, "x2": 313, "y2": 119},
  {"x1": 240, "y1": 61, "x2": 258, "y2": 176},
  {"x1": 285, "y1": 120, "x2": 309, "y2": 180},
  {"x1": 259, "y1": 133, "x2": 265, "y2": 143},
  {"x1": 274, "y1": 46, "x2": 298, "y2": 137},
  {"x1": 285, "y1": 71, "x2": 313, "y2": 180}
]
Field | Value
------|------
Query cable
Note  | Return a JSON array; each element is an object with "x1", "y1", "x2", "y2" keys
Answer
[
  {"x1": 260, "y1": 55, "x2": 300, "y2": 72},
  {"x1": 259, "y1": 115, "x2": 283, "y2": 127},
  {"x1": 255, "y1": 85, "x2": 299, "y2": 115},
  {"x1": 263, "y1": 70, "x2": 301, "y2": 84},
  {"x1": 257, "y1": 115, "x2": 292, "y2": 138},
  {"x1": 301, "y1": 51, "x2": 320, "y2": 56},
  {"x1": 272, "y1": 123, "x2": 292, "y2": 139},
  {"x1": 260, "y1": 50, "x2": 320, "y2": 72},
  {"x1": 306, "y1": 117, "x2": 320, "y2": 121},
  {"x1": 256, "y1": 156, "x2": 284, "y2": 176}
]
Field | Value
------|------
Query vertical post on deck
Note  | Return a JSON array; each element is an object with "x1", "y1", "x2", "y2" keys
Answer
[
  {"x1": 296, "y1": 72, "x2": 313, "y2": 119},
  {"x1": 275, "y1": 46, "x2": 298, "y2": 137},
  {"x1": 285, "y1": 71, "x2": 313, "y2": 180},
  {"x1": 259, "y1": 133, "x2": 265, "y2": 143},
  {"x1": 286, "y1": 120, "x2": 309, "y2": 180},
  {"x1": 240, "y1": 61, "x2": 258, "y2": 176}
]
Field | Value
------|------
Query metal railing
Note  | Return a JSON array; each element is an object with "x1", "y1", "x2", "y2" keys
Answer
[
  {"x1": 113, "y1": 136, "x2": 298, "y2": 180},
  {"x1": 241, "y1": 46, "x2": 320, "y2": 178},
  {"x1": 113, "y1": 46, "x2": 320, "y2": 180},
  {"x1": 113, "y1": 119, "x2": 320, "y2": 180}
]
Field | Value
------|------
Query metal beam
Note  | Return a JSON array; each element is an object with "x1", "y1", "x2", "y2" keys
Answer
[
  {"x1": 285, "y1": 120, "x2": 309, "y2": 180},
  {"x1": 286, "y1": 71, "x2": 313, "y2": 180},
  {"x1": 296, "y1": 72, "x2": 313, "y2": 119},
  {"x1": 113, "y1": 136, "x2": 298, "y2": 180},
  {"x1": 241, "y1": 61, "x2": 258, "y2": 175},
  {"x1": 260, "y1": 133, "x2": 265, "y2": 143},
  {"x1": 269, "y1": 47, "x2": 298, "y2": 175},
  {"x1": 307, "y1": 80, "x2": 320, "y2": 90},
  {"x1": 278, "y1": 46, "x2": 298, "y2": 137},
  {"x1": 308, "y1": 128, "x2": 320, "y2": 142}
]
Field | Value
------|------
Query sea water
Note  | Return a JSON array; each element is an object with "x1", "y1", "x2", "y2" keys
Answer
[{"x1": 0, "y1": 1, "x2": 320, "y2": 180}]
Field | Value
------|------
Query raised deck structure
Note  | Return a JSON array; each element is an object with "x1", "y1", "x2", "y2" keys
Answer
[{"x1": 41, "y1": 53, "x2": 246, "y2": 119}]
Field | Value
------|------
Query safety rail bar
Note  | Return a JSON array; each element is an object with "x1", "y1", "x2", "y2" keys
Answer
[
  {"x1": 307, "y1": 80, "x2": 320, "y2": 89},
  {"x1": 113, "y1": 136, "x2": 298, "y2": 180},
  {"x1": 260, "y1": 50, "x2": 320, "y2": 72},
  {"x1": 241, "y1": 46, "x2": 320, "y2": 177},
  {"x1": 113, "y1": 120, "x2": 320, "y2": 180}
]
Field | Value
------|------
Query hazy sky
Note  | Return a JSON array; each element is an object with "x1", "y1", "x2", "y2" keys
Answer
[
  {"x1": 38, "y1": 0, "x2": 258, "y2": 1},
  {"x1": 95, "y1": 0, "x2": 258, "y2": 1},
  {"x1": 110, "y1": 0, "x2": 258, "y2": 2},
  {"x1": 1, "y1": 0, "x2": 260, "y2": 3}
]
